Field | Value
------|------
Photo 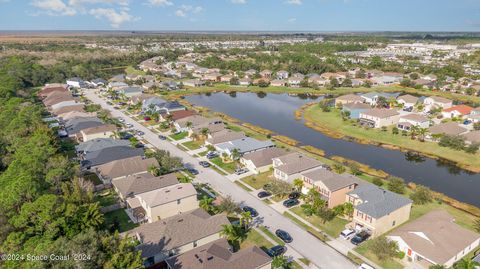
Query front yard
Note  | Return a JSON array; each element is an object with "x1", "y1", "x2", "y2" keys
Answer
[
  {"x1": 170, "y1": 131, "x2": 189, "y2": 141},
  {"x1": 355, "y1": 241, "x2": 404, "y2": 269},
  {"x1": 104, "y1": 209, "x2": 138, "y2": 233},
  {"x1": 241, "y1": 171, "x2": 273, "y2": 189},
  {"x1": 290, "y1": 207, "x2": 349, "y2": 238},
  {"x1": 181, "y1": 140, "x2": 204, "y2": 150},
  {"x1": 210, "y1": 157, "x2": 237, "y2": 174},
  {"x1": 241, "y1": 229, "x2": 274, "y2": 251}
]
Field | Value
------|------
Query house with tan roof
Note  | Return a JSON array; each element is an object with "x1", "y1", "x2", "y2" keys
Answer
[
  {"x1": 396, "y1": 94, "x2": 419, "y2": 109},
  {"x1": 174, "y1": 115, "x2": 223, "y2": 134},
  {"x1": 259, "y1": 70, "x2": 272, "y2": 79},
  {"x1": 335, "y1": 94, "x2": 365, "y2": 107},
  {"x1": 397, "y1": 114, "x2": 430, "y2": 130},
  {"x1": 441, "y1": 105, "x2": 474, "y2": 119},
  {"x1": 423, "y1": 96, "x2": 453, "y2": 111},
  {"x1": 241, "y1": 147, "x2": 288, "y2": 174},
  {"x1": 462, "y1": 130, "x2": 480, "y2": 145},
  {"x1": 359, "y1": 109, "x2": 400, "y2": 128},
  {"x1": 131, "y1": 183, "x2": 198, "y2": 223},
  {"x1": 113, "y1": 172, "x2": 179, "y2": 200},
  {"x1": 160, "y1": 110, "x2": 197, "y2": 122},
  {"x1": 270, "y1": 79, "x2": 286, "y2": 87},
  {"x1": 428, "y1": 122, "x2": 468, "y2": 138},
  {"x1": 38, "y1": 85, "x2": 68, "y2": 99},
  {"x1": 272, "y1": 152, "x2": 323, "y2": 182},
  {"x1": 52, "y1": 104, "x2": 85, "y2": 115},
  {"x1": 205, "y1": 129, "x2": 246, "y2": 146},
  {"x1": 166, "y1": 238, "x2": 272, "y2": 269},
  {"x1": 95, "y1": 156, "x2": 159, "y2": 182},
  {"x1": 127, "y1": 208, "x2": 229, "y2": 266},
  {"x1": 79, "y1": 124, "x2": 117, "y2": 142},
  {"x1": 57, "y1": 111, "x2": 96, "y2": 121},
  {"x1": 301, "y1": 169, "x2": 359, "y2": 208},
  {"x1": 387, "y1": 210, "x2": 480, "y2": 268}
]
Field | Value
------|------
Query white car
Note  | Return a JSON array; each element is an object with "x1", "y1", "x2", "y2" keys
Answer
[
  {"x1": 358, "y1": 263, "x2": 374, "y2": 269},
  {"x1": 125, "y1": 123, "x2": 133, "y2": 128},
  {"x1": 118, "y1": 118, "x2": 125, "y2": 123},
  {"x1": 340, "y1": 228, "x2": 355, "y2": 239}
]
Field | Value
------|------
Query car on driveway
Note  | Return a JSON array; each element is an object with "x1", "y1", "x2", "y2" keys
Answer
[
  {"x1": 350, "y1": 231, "x2": 370, "y2": 245},
  {"x1": 340, "y1": 229, "x2": 356, "y2": 240},
  {"x1": 288, "y1": 192, "x2": 301, "y2": 200},
  {"x1": 282, "y1": 199, "x2": 299, "y2": 208},
  {"x1": 275, "y1": 229, "x2": 292, "y2": 243},
  {"x1": 206, "y1": 152, "x2": 218, "y2": 159},
  {"x1": 266, "y1": 245, "x2": 287, "y2": 257},
  {"x1": 235, "y1": 168, "x2": 249, "y2": 175},
  {"x1": 199, "y1": 161, "x2": 210, "y2": 168},
  {"x1": 257, "y1": 191, "x2": 271, "y2": 198},
  {"x1": 187, "y1": 168, "x2": 199, "y2": 175},
  {"x1": 242, "y1": 206, "x2": 259, "y2": 217},
  {"x1": 125, "y1": 123, "x2": 133, "y2": 128},
  {"x1": 158, "y1": 135, "x2": 167, "y2": 140}
]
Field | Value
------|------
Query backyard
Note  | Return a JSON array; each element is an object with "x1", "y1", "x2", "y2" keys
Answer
[
  {"x1": 354, "y1": 240, "x2": 404, "y2": 269},
  {"x1": 94, "y1": 189, "x2": 118, "y2": 207},
  {"x1": 104, "y1": 209, "x2": 138, "y2": 233}
]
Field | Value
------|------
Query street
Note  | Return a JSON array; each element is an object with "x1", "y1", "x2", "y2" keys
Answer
[{"x1": 85, "y1": 91, "x2": 357, "y2": 269}]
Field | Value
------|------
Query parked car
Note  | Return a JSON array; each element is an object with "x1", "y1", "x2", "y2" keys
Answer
[
  {"x1": 257, "y1": 191, "x2": 271, "y2": 198},
  {"x1": 283, "y1": 199, "x2": 299, "y2": 208},
  {"x1": 267, "y1": 245, "x2": 287, "y2": 257},
  {"x1": 235, "y1": 168, "x2": 249, "y2": 175},
  {"x1": 118, "y1": 118, "x2": 125, "y2": 123},
  {"x1": 288, "y1": 192, "x2": 301, "y2": 200},
  {"x1": 206, "y1": 152, "x2": 219, "y2": 159},
  {"x1": 199, "y1": 161, "x2": 210, "y2": 168},
  {"x1": 358, "y1": 263, "x2": 374, "y2": 269},
  {"x1": 275, "y1": 229, "x2": 292, "y2": 243},
  {"x1": 119, "y1": 132, "x2": 133, "y2": 140},
  {"x1": 242, "y1": 206, "x2": 259, "y2": 217},
  {"x1": 187, "y1": 168, "x2": 199, "y2": 175},
  {"x1": 464, "y1": 120, "x2": 472, "y2": 125},
  {"x1": 136, "y1": 131, "x2": 145, "y2": 136},
  {"x1": 350, "y1": 231, "x2": 370, "y2": 245},
  {"x1": 340, "y1": 229, "x2": 356, "y2": 240},
  {"x1": 158, "y1": 135, "x2": 167, "y2": 140},
  {"x1": 125, "y1": 123, "x2": 133, "y2": 128}
]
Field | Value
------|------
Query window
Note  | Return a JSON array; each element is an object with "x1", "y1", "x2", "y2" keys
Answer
[
  {"x1": 392, "y1": 220, "x2": 396, "y2": 226},
  {"x1": 177, "y1": 199, "x2": 181, "y2": 204}
]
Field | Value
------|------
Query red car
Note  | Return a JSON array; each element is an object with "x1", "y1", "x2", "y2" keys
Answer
[{"x1": 143, "y1": 116, "x2": 151, "y2": 121}]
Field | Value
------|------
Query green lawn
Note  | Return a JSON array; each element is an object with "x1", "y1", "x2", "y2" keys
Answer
[
  {"x1": 234, "y1": 180, "x2": 252, "y2": 192},
  {"x1": 197, "y1": 150, "x2": 209, "y2": 157},
  {"x1": 95, "y1": 189, "x2": 118, "y2": 207},
  {"x1": 211, "y1": 166, "x2": 228, "y2": 175},
  {"x1": 304, "y1": 106, "x2": 480, "y2": 170},
  {"x1": 241, "y1": 171, "x2": 273, "y2": 189},
  {"x1": 258, "y1": 227, "x2": 285, "y2": 246},
  {"x1": 210, "y1": 157, "x2": 237, "y2": 173},
  {"x1": 355, "y1": 241, "x2": 404, "y2": 269},
  {"x1": 182, "y1": 140, "x2": 204, "y2": 150},
  {"x1": 104, "y1": 209, "x2": 138, "y2": 233},
  {"x1": 409, "y1": 201, "x2": 477, "y2": 231},
  {"x1": 241, "y1": 229, "x2": 274, "y2": 251},
  {"x1": 226, "y1": 124, "x2": 243, "y2": 132},
  {"x1": 290, "y1": 207, "x2": 349, "y2": 237},
  {"x1": 283, "y1": 211, "x2": 328, "y2": 242},
  {"x1": 83, "y1": 172, "x2": 102, "y2": 185},
  {"x1": 170, "y1": 131, "x2": 189, "y2": 141},
  {"x1": 125, "y1": 66, "x2": 146, "y2": 76}
]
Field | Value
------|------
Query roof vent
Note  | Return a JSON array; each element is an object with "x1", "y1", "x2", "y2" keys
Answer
[
  {"x1": 165, "y1": 190, "x2": 170, "y2": 193},
  {"x1": 178, "y1": 219, "x2": 184, "y2": 222},
  {"x1": 207, "y1": 256, "x2": 214, "y2": 261}
]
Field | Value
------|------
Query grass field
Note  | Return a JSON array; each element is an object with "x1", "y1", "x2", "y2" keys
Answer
[
  {"x1": 290, "y1": 207, "x2": 349, "y2": 237},
  {"x1": 241, "y1": 171, "x2": 273, "y2": 189},
  {"x1": 181, "y1": 140, "x2": 203, "y2": 150},
  {"x1": 125, "y1": 66, "x2": 146, "y2": 76},
  {"x1": 355, "y1": 241, "x2": 404, "y2": 269},
  {"x1": 104, "y1": 209, "x2": 138, "y2": 233},
  {"x1": 303, "y1": 106, "x2": 480, "y2": 170},
  {"x1": 170, "y1": 131, "x2": 189, "y2": 141},
  {"x1": 210, "y1": 157, "x2": 237, "y2": 173},
  {"x1": 241, "y1": 229, "x2": 274, "y2": 251}
]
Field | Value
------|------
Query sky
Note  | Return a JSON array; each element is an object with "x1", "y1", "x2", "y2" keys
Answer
[{"x1": 1, "y1": 0, "x2": 480, "y2": 32}]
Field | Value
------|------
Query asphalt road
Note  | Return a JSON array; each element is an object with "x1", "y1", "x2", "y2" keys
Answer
[{"x1": 85, "y1": 91, "x2": 356, "y2": 269}]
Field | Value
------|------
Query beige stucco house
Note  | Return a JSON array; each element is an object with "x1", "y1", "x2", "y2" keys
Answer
[{"x1": 79, "y1": 124, "x2": 116, "y2": 142}]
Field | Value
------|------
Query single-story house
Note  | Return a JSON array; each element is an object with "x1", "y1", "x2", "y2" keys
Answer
[
  {"x1": 38, "y1": 84, "x2": 68, "y2": 98},
  {"x1": 239, "y1": 78, "x2": 252, "y2": 86},
  {"x1": 221, "y1": 74, "x2": 234, "y2": 83},
  {"x1": 428, "y1": 122, "x2": 468, "y2": 138},
  {"x1": 240, "y1": 147, "x2": 288, "y2": 174},
  {"x1": 95, "y1": 156, "x2": 158, "y2": 182},
  {"x1": 130, "y1": 94, "x2": 157, "y2": 105},
  {"x1": 397, "y1": 94, "x2": 419, "y2": 109},
  {"x1": 462, "y1": 130, "x2": 480, "y2": 145},
  {"x1": 118, "y1": 86, "x2": 143, "y2": 98},
  {"x1": 166, "y1": 238, "x2": 272, "y2": 269},
  {"x1": 75, "y1": 138, "x2": 130, "y2": 154},
  {"x1": 215, "y1": 137, "x2": 275, "y2": 157},
  {"x1": 52, "y1": 104, "x2": 86, "y2": 116},
  {"x1": 50, "y1": 100, "x2": 84, "y2": 112},
  {"x1": 205, "y1": 129, "x2": 246, "y2": 146},
  {"x1": 79, "y1": 124, "x2": 117, "y2": 142},
  {"x1": 423, "y1": 96, "x2": 453, "y2": 111},
  {"x1": 347, "y1": 184, "x2": 412, "y2": 237},
  {"x1": 57, "y1": 111, "x2": 97, "y2": 122},
  {"x1": 301, "y1": 169, "x2": 359, "y2": 208},
  {"x1": 81, "y1": 146, "x2": 144, "y2": 170},
  {"x1": 276, "y1": 70, "x2": 289, "y2": 80},
  {"x1": 287, "y1": 75, "x2": 304, "y2": 87},
  {"x1": 441, "y1": 105, "x2": 474, "y2": 119},
  {"x1": 183, "y1": 79, "x2": 206, "y2": 88},
  {"x1": 359, "y1": 109, "x2": 400, "y2": 128},
  {"x1": 65, "y1": 117, "x2": 104, "y2": 138},
  {"x1": 397, "y1": 114, "x2": 430, "y2": 130},
  {"x1": 467, "y1": 108, "x2": 480, "y2": 123},
  {"x1": 159, "y1": 110, "x2": 197, "y2": 122},
  {"x1": 270, "y1": 79, "x2": 286, "y2": 87},
  {"x1": 174, "y1": 115, "x2": 223, "y2": 134},
  {"x1": 204, "y1": 72, "x2": 222, "y2": 82},
  {"x1": 335, "y1": 94, "x2": 365, "y2": 107},
  {"x1": 112, "y1": 172, "x2": 179, "y2": 201},
  {"x1": 244, "y1": 69, "x2": 257, "y2": 78},
  {"x1": 127, "y1": 208, "x2": 229, "y2": 266},
  {"x1": 273, "y1": 152, "x2": 323, "y2": 183},
  {"x1": 108, "y1": 81, "x2": 128, "y2": 89},
  {"x1": 342, "y1": 103, "x2": 371, "y2": 119},
  {"x1": 387, "y1": 210, "x2": 480, "y2": 268}
]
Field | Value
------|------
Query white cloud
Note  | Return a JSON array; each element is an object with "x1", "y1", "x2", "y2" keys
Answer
[
  {"x1": 31, "y1": 0, "x2": 76, "y2": 16},
  {"x1": 89, "y1": 8, "x2": 133, "y2": 28},
  {"x1": 288, "y1": 17, "x2": 297, "y2": 23},
  {"x1": 68, "y1": 0, "x2": 128, "y2": 5},
  {"x1": 285, "y1": 0, "x2": 302, "y2": 4},
  {"x1": 231, "y1": 0, "x2": 246, "y2": 4},
  {"x1": 147, "y1": 0, "x2": 173, "y2": 6},
  {"x1": 175, "y1": 4, "x2": 203, "y2": 17}
]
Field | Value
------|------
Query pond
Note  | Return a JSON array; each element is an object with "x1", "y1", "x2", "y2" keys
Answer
[{"x1": 185, "y1": 92, "x2": 480, "y2": 207}]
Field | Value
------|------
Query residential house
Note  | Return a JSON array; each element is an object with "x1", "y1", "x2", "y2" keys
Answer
[
  {"x1": 50, "y1": 100, "x2": 84, "y2": 112},
  {"x1": 166, "y1": 238, "x2": 272, "y2": 269},
  {"x1": 90, "y1": 78, "x2": 107, "y2": 87},
  {"x1": 81, "y1": 146, "x2": 144, "y2": 170},
  {"x1": 66, "y1": 77, "x2": 86, "y2": 88},
  {"x1": 387, "y1": 210, "x2": 480, "y2": 268},
  {"x1": 244, "y1": 69, "x2": 257, "y2": 78},
  {"x1": 118, "y1": 86, "x2": 143, "y2": 98},
  {"x1": 342, "y1": 103, "x2": 371, "y2": 119},
  {"x1": 110, "y1": 74, "x2": 126, "y2": 83},
  {"x1": 240, "y1": 147, "x2": 288, "y2": 174},
  {"x1": 288, "y1": 74, "x2": 305, "y2": 87},
  {"x1": 335, "y1": 94, "x2": 365, "y2": 107},
  {"x1": 428, "y1": 122, "x2": 468, "y2": 138},
  {"x1": 162, "y1": 81, "x2": 179, "y2": 91},
  {"x1": 270, "y1": 79, "x2": 286, "y2": 87},
  {"x1": 214, "y1": 137, "x2": 275, "y2": 157},
  {"x1": 259, "y1": 70, "x2": 273, "y2": 79},
  {"x1": 360, "y1": 92, "x2": 400, "y2": 106},
  {"x1": 239, "y1": 78, "x2": 252, "y2": 86},
  {"x1": 221, "y1": 74, "x2": 234, "y2": 83},
  {"x1": 58, "y1": 111, "x2": 97, "y2": 122},
  {"x1": 301, "y1": 169, "x2": 359, "y2": 208},
  {"x1": 113, "y1": 173, "x2": 179, "y2": 201},
  {"x1": 127, "y1": 208, "x2": 229, "y2": 266},
  {"x1": 204, "y1": 72, "x2": 222, "y2": 82},
  {"x1": 359, "y1": 109, "x2": 401, "y2": 128},
  {"x1": 130, "y1": 94, "x2": 157, "y2": 105},
  {"x1": 75, "y1": 138, "x2": 130, "y2": 155},
  {"x1": 347, "y1": 184, "x2": 412, "y2": 237},
  {"x1": 441, "y1": 105, "x2": 474, "y2": 119},
  {"x1": 397, "y1": 114, "x2": 430, "y2": 131},
  {"x1": 160, "y1": 110, "x2": 197, "y2": 122},
  {"x1": 462, "y1": 130, "x2": 480, "y2": 145},
  {"x1": 43, "y1": 92, "x2": 76, "y2": 107},
  {"x1": 95, "y1": 156, "x2": 159, "y2": 182},
  {"x1": 108, "y1": 81, "x2": 128, "y2": 89},
  {"x1": 174, "y1": 115, "x2": 223, "y2": 134},
  {"x1": 205, "y1": 129, "x2": 246, "y2": 146},
  {"x1": 396, "y1": 94, "x2": 419, "y2": 109},
  {"x1": 272, "y1": 152, "x2": 323, "y2": 183},
  {"x1": 79, "y1": 124, "x2": 117, "y2": 142},
  {"x1": 276, "y1": 70, "x2": 289, "y2": 80},
  {"x1": 183, "y1": 79, "x2": 206, "y2": 88},
  {"x1": 467, "y1": 107, "x2": 480, "y2": 123},
  {"x1": 423, "y1": 96, "x2": 453, "y2": 111},
  {"x1": 38, "y1": 85, "x2": 68, "y2": 99},
  {"x1": 52, "y1": 104, "x2": 86, "y2": 116},
  {"x1": 65, "y1": 117, "x2": 104, "y2": 138}
]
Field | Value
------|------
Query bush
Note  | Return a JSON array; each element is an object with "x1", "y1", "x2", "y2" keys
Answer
[
  {"x1": 410, "y1": 185, "x2": 433, "y2": 205},
  {"x1": 387, "y1": 176, "x2": 406, "y2": 194},
  {"x1": 372, "y1": 177, "x2": 383, "y2": 186},
  {"x1": 369, "y1": 236, "x2": 399, "y2": 261}
]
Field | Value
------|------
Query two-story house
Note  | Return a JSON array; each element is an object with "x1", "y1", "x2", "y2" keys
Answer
[{"x1": 272, "y1": 152, "x2": 323, "y2": 183}]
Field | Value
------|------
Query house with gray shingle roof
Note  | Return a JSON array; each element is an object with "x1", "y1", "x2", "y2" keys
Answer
[
  {"x1": 75, "y1": 138, "x2": 130, "y2": 154},
  {"x1": 81, "y1": 146, "x2": 144, "y2": 170},
  {"x1": 347, "y1": 184, "x2": 412, "y2": 237},
  {"x1": 273, "y1": 152, "x2": 324, "y2": 183}
]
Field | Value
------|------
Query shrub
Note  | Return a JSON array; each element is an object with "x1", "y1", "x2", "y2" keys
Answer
[
  {"x1": 387, "y1": 176, "x2": 406, "y2": 194},
  {"x1": 369, "y1": 236, "x2": 399, "y2": 261},
  {"x1": 410, "y1": 185, "x2": 433, "y2": 205},
  {"x1": 372, "y1": 177, "x2": 383, "y2": 186}
]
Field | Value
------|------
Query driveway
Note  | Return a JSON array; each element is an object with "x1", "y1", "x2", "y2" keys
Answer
[{"x1": 85, "y1": 92, "x2": 356, "y2": 269}]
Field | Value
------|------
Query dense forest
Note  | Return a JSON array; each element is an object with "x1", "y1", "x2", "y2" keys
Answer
[{"x1": 0, "y1": 56, "x2": 143, "y2": 268}]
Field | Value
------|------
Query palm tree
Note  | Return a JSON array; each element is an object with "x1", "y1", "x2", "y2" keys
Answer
[
  {"x1": 418, "y1": 128, "x2": 428, "y2": 142},
  {"x1": 343, "y1": 202, "x2": 354, "y2": 220},
  {"x1": 453, "y1": 259, "x2": 479, "y2": 269},
  {"x1": 200, "y1": 127, "x2": 209, "y2": 138},
  {"x1": 220, "y1": 224, "x2": 247, "y2": 251},
  {"x1": 147, "y1": 165, "x2": 160, "y2": 176},
  {"x1": 293, "y1": 178, "x2": 304, "y2": 192},
  {"x1": 81, "y1": 203, "x2": 104, "y2": 229},
  {"x1": 199, "y1": 196, "x2": 214, "y2": 212},
  {"x1": 410, "y1": 125, "x2": 419, "y2": 140},
  {"x1": 231, "y1": 148, "x2": 241, "y2": 161},
  {"x1": 185, "y1": 121, "x2": 193, "y2": 129},
  {"x1": 239, "y1": 211, "x2": 253, "y2": 229},
  {"x1": 272, "y1": 255, "x2": 291, "y2": 269}
]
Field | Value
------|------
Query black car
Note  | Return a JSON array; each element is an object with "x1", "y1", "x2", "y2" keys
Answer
[
  {"x1": 288, "y1": 192, "x2": 301, "y2": 200},
  {"x1": 199, "y1": 161, "x2": 210, "y2": 168},
  {"x1": 158, "y1": 135, "x2": 167, "y2": 140},
  {"x1": 242, "y1": 206, "x2": 259, "y2": 217},
  {"x1": 187, "y1": 168, "x2": 199, "y2": 175},
  {"x1": 267, "y1": 245, "x2": 287, "y2": 257},
  {"x1": 206, "y1": 152, "x2": 218, "y2": 159},
  {"x1": 257, "y1": 191, "x2": 271, "y2": 198},
  {"x1": 275, "y1": 229, "x2": 292, "y2": 243},
  {"x1": 350, "y1": 231, "x2": 370, "y2": 245},
  {"x1": 283, "y1": 199, "x2": 299, "y2": 208}
]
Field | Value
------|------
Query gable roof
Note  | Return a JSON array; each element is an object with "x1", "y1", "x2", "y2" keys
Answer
[
  {"x1": 462, "y1": 130, "x2": 480, "y2": 144},
  {"x1": 348, "y1": 184, "x2": 412, "y2": 219},
  {"x1": 301, "y1": 169, "x2": 359, "y2": 191},
  {"x1": 113, "y1": 172, "x2": 179, "y2": 197},
  {"x1": 275, "y1": 152, "x2": 323, "y2": 175},
  {"x1": 82, "y1": 146, "x2": 144, "y2": 168},
  {"x1": 241, "y1": 147, "x2": 289, "y2": 168},
  {"x1": 425, "y1": 96, "x2": 452, "y2": 104},
  {"x1": 167, "y1": 110, "x2": 197, "y2": 121},
  {"x1": 80, "y1": 124, "x2": 117, "y2": 135},
  {"x1": 129, "y1": 209, "x2": 229, "y2": 258},
  {"x1": 399, "y1": 113, "x2": 429, "y2": 123},
  {"x1": 389, "y1": 210, "x2": 480, "y2": 265},
  {"x1": 137, "y1": 183, "x2": 197, "y2": 207},
  {"x1": 361, "y1": 108, "x2": 399, "y2": 119},
  {"x1": 428, "y1": 122, "x2": 468, "y2": 136},
  {"x1": 397, "y1": 94, "x2": 419, "y2": 104},
  {"x1": 207, "y1": 129, "x2": 246, "y2": 145},
  {"x1": 76, "y1": 138, "x2": 130, "y2": 153},
  {"x1": 65, "y1": 117, "x2": 104, "y2": 135},
  {"x1": 337, "y1": 94, "x2": 364, "y2": 102},
  {"x1": 443, "y1": 105, "x2": 474, "y2": 115},
  {"x1": 52, "y1": 104, "x2": 85, "y2": 115},
  {"x1": 215, "y1": 137, "x2": 275, "y2": 154},
  {"x1": 95, "y1": 156, "x2": 158, "y2": 179},
  {"x1": 166, "y1": 238, "x2": 271, "y2": 269},
  {"x1": 343, "y1": 103, "x2": 371, "y2": 110}
]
